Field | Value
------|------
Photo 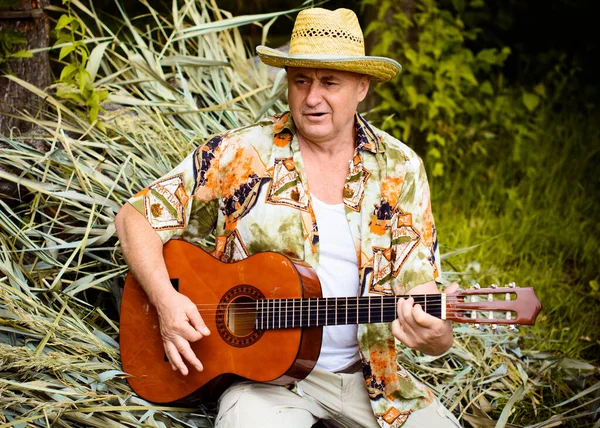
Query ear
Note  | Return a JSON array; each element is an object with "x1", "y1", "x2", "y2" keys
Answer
[{"x1": 357, "y1": 75, "x2": 371, "y2": 102}]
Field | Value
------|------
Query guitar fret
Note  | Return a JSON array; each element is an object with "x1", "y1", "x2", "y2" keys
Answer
[
  {"x1": 368, "y1": 296, "x2": 371, "y2": 323},
  {"x1": 424, "y1": 294, "x2": 427, "y2": 315},
  {"x1": 271, "y1": 299, "x2": 275, "y2": 330},
  {"x1": 345, "y1": 297, "x2": 348, "y2": 325},
  {"x1": 325, "y1": 298, "x2": 328, "y2": 326},
  {"x1": 278, "y1": 299, "x2": 281, "y2": 329},
  {"x1": 316, "y1": 298, "x2": 319, "y2": 326},
  {"x1": 380, "y1": 295, "x2": 384, "y2": 323},
  {"x1": 261, "y1": 299, "x2": 265, "y2": 330}
]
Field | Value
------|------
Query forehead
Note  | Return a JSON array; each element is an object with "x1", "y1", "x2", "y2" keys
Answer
[{"x1": 287, "y1": 67, "x2": 364, "y2": 81}]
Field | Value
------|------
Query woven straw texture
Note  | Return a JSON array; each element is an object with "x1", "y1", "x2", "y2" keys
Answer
[{"x1": 257, "y1": 8, "x2": 401, "y2": 82}]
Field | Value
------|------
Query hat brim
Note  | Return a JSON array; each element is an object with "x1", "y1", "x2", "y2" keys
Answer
[{"x1": 256, "y1": 46, "x2": 401, "y2": 82}]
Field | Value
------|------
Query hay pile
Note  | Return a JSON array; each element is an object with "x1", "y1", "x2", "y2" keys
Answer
[{"x1": 0, "y1": 0, "x2": 598, "y2": 426}]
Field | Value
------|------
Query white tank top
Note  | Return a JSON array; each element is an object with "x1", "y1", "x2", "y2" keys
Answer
[{"x1": 312, "y1": 196, "x2": 361, "y2": 372}]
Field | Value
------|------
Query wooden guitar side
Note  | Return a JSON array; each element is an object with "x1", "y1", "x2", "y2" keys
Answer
[{"x1": 119, "y1": 239, "x2": 323, "y2": 404}]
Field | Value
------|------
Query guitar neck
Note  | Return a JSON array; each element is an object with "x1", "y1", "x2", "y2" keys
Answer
[{"x1": 255, "y1": 295, "x2": 444, "y2": 330}]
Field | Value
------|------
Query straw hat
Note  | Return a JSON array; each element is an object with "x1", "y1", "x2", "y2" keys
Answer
[{"x1": 256, "y1": 8, "x2": 401, "y2": 82}]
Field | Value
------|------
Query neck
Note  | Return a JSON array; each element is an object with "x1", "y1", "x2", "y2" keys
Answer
[
  {"x1": 297, "y1": 131, "x2": 355, "y2": 158},
  {"x1": 255, "y1": 294, "x2": 445, "y2": 330}
]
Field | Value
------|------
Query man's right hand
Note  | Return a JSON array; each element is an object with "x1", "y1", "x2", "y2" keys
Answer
[{"x1": 155, "y1": 289, "x2": 211, "y2": 375}]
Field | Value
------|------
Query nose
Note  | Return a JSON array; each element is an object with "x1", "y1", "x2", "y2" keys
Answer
[{"x1": 305, "y1": 81, "x2": 323, "y2": 107}]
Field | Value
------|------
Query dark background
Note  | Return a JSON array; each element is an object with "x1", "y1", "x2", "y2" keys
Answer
[{"x1": 94, "y1": 0, "x2": 598, "y2": 105}]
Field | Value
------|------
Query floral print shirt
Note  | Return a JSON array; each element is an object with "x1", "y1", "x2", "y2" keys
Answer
[{"x1": 128, "y1": 112, "x2": 441, "y2": 427}]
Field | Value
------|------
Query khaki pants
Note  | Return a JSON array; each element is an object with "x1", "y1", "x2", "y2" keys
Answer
[{"x1": 215, "y1": 368, "x2": 461, "y2": 427}]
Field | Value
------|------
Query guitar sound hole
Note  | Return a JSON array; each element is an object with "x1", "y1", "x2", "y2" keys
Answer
[
  {"x1": 227, "y1": 297, "x2": 256, "y2": 336},
  {"x1": 217, "y1": 285, "x2": 265, "y2": 348}
]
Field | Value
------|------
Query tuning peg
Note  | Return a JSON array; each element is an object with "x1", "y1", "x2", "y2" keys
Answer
[
  {"x1": 473, "y1": 283, "x2": 481, "y2": 289},
  {"x1": 508, "y1": 282, "x2": 516, "y2": 288},
  {"x1": 491, "y1": 284, "x2": 498, "y2": 289},
  {"x1": 491, "y1": 323, "x2": 498, "y2": 330},
  {"x1": 474, "y1": 323, "x2": 480, "y2": 329},
  {"x1": 509, "y1": 325, "x2": 519, "y2": 332}
]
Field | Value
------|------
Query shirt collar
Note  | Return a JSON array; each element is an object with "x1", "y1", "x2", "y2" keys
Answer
[{"x1": 272, "y1": 112, "x2": 385, "y2": 154}]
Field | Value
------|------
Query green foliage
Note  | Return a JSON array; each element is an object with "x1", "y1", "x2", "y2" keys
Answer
[
  {"x1": 53, "y1": 0, "x2": 109, "y2": 130},
  {"x1": 363, "y1": 0, "x2": 542, "y2": 181},
  {"x1": 0, "y1": 0, "x2": 20, "y2": 8},
  {"x1": 0, "y1": 28, "x2": 33, "y2": 73},
  {"x1": 363, "y1": 1, "x2": 600, "y2": 424}
]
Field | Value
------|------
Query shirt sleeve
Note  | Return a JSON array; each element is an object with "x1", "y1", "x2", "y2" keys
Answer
[
  {"x1": 126, "y1": 136, "x2": 223, "y2": 245},
  {"x1": 392, "y1": 156, "x2": 442, "y2": 292}
]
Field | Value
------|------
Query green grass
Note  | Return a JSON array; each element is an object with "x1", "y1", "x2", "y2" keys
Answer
[{"x1": 428, "y1": 107, "x2": 600, "y2": 425}]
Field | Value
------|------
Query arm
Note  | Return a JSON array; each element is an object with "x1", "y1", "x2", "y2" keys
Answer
[
  {"x1": 115, "y1": 203, "x2": 210, "y2": 375},
  {"x1": 391, "y1": 281, "x2": 458, "y2": 356}
]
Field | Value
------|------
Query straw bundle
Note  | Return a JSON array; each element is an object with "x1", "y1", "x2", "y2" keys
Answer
[{"x1": 0, "y1": 0, "x2": 598, "y2": 427}]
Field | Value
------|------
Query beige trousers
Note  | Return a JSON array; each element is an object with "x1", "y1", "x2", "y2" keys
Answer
[{"x1": 215, "y1": 368, "x2": 461, "y2": 427}]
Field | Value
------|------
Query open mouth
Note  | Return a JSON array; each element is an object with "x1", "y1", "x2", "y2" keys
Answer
[{"x1": 306, "y1": 112, "x2": 327, "y2": 117}]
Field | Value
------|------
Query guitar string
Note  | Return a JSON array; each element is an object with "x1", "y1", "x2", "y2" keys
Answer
[
  {"x1": 189, "y1": 310, "x2": 506, "y2": 328},
  {"x1": 189, "y1": 296, "x2": 463, "y2": 309},
  {"x1": 189, "y1": 298, "x2": 497, "y2": 312}
]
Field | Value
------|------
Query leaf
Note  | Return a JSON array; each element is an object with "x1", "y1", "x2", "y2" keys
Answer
[
  {"x1": 97, "y1": 370, "x2": 127, "y2": 382},
  {"x1": 59, "y1": 44, "x2": 77, "y2": 61},
  {"x1": 85, "y1": 42, "x2": 110, "y2": 81},
  {"x1": 476, "y1": 48, "x2": 501, "y2": 64},
  {"x1": 496, "y1": 385, "x2": 525, "y2": 428},
  {"x1": 406, "y1": 86, "x2": 419, "y2": 108},
  {"x1": 11, "y1": 50, "x2": 33, "y2": 59},
  {"x1": 432, "y1": 162, "x2": 444, "y2": 177},
  {"x1": 56, "y1": 15, "x2": 75, "y2": 31},
  {"x1": 159, "y1": 55, "x2": 229, "y2": 68},
  {"x1": 534, "y1": 83, "x2": 546, "y2": 98},
  {"x1": 480, "y1": 80, "x2": 494, "y2": 95},
  {"x1": 59, "y1": 63, "x2": 79, "y2": 82},
  {"x1": 522, "y1": 92, "x2": 540, "y2": 111}
]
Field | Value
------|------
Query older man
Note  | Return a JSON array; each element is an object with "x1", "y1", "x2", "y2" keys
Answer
[{"x1": 115, "y1": 7, "x2": 461, "y2": 428}]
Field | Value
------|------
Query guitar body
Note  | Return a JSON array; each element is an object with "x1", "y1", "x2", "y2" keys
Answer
[{"x1": 119, "y1": 239, "x2": 323, "y2": 404}]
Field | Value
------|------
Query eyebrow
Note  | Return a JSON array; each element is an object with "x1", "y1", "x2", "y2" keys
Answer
[{"x1": 292, "y1": 72, "x2": 338, "y2": 81}]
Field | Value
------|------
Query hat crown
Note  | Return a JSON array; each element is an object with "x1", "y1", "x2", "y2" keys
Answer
[{"x1": 289, "y1": 8, "x2": 366, "y2": 57}]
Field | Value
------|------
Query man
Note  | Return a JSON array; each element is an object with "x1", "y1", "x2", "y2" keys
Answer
[{"x1": 115, "y1": 7, "x2": 461, "y2": 428}]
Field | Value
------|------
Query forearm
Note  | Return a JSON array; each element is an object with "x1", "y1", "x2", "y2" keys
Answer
[{"x1": 115, "y1": 203, "x2": 175, "y2": 308}]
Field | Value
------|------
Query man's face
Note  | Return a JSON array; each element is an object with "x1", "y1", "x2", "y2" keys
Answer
[{"x1": 287, "y1": 67, "x2": 370, "y2": 145}]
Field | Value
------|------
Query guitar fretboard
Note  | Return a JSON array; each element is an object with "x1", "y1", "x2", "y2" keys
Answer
[{"x1": 254, "y1": 295, "x2": 444, "y2": 330}]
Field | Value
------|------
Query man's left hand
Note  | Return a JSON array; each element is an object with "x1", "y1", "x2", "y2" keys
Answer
[{"x1": 391, "y1": 282, "x2": 459, "y2": 356}]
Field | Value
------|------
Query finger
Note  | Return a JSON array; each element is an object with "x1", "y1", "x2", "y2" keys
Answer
[
  {"x1": 179, "y1": 322, "x2": 204, "y2": 342},
  {"x1": 412, "y1": 303, "x2": 437, "y2": 329},
  {"x1": 444, "y1": 282, "x2": 460, "y2": 294},
  {"x1": 391, "y1": 319, "x2": 413, "y2": 348},
  {"x1": 164, "y1": 341, "x2": 189, "y2": 376},
  {"x1": 172, "y1": 337, "x2": 204, "y2": 372},
  {"x1": 401, "y1": 297, "x2": 416, "y2": 327},
  {"x1": 396, "y1": 298, "x2": 407, "y2": 325},
  {"x1": 188, "y1": 309, "x2": 211, "y2": 337}
]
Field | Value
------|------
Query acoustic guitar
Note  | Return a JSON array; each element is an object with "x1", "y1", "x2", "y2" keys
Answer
[{"x1": 120, "y1": 239, "x2": 542, "y2": 405}]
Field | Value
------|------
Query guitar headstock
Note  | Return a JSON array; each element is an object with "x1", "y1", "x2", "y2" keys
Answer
[{"x1": 446, "y1": 282, "x2": 542, "y2": 328}]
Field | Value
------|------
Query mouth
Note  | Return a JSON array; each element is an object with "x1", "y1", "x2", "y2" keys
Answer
[{"x1": 304, "y1": 112, "x2": 328, "y2": 118}]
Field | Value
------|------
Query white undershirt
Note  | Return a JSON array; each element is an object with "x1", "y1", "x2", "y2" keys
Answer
[{"x1": 312, "y1": 196, "x2": 361, "y2": 372}]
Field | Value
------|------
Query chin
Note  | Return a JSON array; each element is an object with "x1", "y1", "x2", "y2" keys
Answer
[{"x1": 299, "y1": 124, "x2": 332, "y2": 142}]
